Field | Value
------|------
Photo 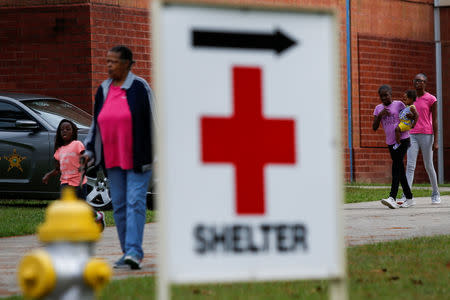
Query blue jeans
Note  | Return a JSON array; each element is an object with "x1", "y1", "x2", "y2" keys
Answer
[{"x1": 108, "y1": 167, "x2": 152, "y2": 260}]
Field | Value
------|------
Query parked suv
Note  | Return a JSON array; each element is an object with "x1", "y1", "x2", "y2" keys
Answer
[{"x1": 0, "y1": 92, "x2": 155, "y2": 210}]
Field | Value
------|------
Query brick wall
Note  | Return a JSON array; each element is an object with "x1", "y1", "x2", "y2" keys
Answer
[
  {"x1": 441, "y1": 7, "x2": 450, "y2": 181},
  {"x1": 346, "y1": 0, "x2": 450, "y2": 184},
  {"x1": 0, "y1": 0, "x2": 148, "y2": 8},
  {"x1": 90, "y1": 4, "x2": 151, "y2": 108},
  {"x1": 348, "y1": 0, "x2": 435, "y2": 147},
  {"x1": 358, "y1": 35, "x2": 436, "y2": 149},
  {"x1": 0, "y1": 4, "x2": 92, "y2": 112},
  {"x1": 354, "y1": 34, "x2": 439, "y2": 183},
  {"x1": 0, "y1": 1, "x2": 151, "y2": 113},
  {"x1": 0, "y1": 0, "x2": 448, "y2": 183}
]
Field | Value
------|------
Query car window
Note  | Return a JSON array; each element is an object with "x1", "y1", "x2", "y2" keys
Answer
[
  {"x1": 0, "y1": 101, "x2": 35, "y2": 130},
  {"x1": 22, "y1": 99, "x2": 92, "y2": 129}
]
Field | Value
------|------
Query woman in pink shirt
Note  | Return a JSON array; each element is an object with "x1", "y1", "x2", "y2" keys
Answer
[
  {"x1": 402, "y1": 73, "x2": 441, "y2": 204},
  {"x1": 83, "y1": 46, "x2": 156, "y2": 270}
]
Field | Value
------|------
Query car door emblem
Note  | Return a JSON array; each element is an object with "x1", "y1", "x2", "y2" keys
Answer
[{"x1": 4, "y1": 149, "x2": 27, "y2": 172}]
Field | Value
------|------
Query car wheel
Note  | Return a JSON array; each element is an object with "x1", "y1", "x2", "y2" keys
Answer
[{"x1": 85, "y1": 170, "x2": 112, "y2": 210}]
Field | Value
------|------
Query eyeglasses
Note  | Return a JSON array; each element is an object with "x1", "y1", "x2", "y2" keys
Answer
[{"x1": 414, "y1": 79, "x2": 426, "y2": 83}]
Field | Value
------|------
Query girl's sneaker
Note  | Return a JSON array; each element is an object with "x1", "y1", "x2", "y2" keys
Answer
[
  {"x1": 400, "y1": 198, "x2": 415, "y2": 208},
  {"x1": 95, "y1": 211, "x2": 106, "y2": 232},
  {"x1": 381, "y1": 197, "x2": 398, "y2": 209},
  {"x1": 431, "y1": 195, "x2": 441, "y2": 204}
]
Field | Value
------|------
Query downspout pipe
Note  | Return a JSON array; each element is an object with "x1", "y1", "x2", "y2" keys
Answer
[
  {"x1": 434, "y1": 0, "x2": 444, "y2": 184},
  {"x1": 346, "y1": 0, "x2": 353, "y2": 182}
]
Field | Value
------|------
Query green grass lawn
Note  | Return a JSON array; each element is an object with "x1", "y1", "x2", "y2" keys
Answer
[
  {"x1": 0, "y1": 200, "x2": 48, "y2": 237},
  {"x1": 6, "y1": 235, "x2": 448, "y2": 300},
  {"x1": 0, "y1": 199, "x2": 155, "y2": 238},
  {"x1": 345, "y1": 187, "x2": 450, "y2": 203},
  {"x1": 0, "y1": 186, "x2": 448, "y2": 237},
  {"x1": 97, "y1": 235, "x2": 449, "y2": 300},
  {"x1": 346, "y1": 182, "x2": 450, "y2": 188}
]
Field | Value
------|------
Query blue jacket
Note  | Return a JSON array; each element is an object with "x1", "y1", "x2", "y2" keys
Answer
[{"x1": 84, "y1": 72, "x2": 156, "y2": 172}]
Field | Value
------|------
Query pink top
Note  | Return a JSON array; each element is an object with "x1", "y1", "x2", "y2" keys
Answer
[
  {"x1": 54, "y1": 140, "x2": 87, "y2": 186},
  {"x1": 373, "y1": 100, "x2": 409, "y2": 145},
  {"x1": 409, "y1": 92, "x2": 436, "y2": 134},
  {"x1": 98, "y1": 85, "x2": 133, "y2": 170}
]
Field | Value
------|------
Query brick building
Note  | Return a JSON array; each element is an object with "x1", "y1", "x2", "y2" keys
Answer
[{"x1": 0, "y1": 0, "x2": 448, "y2": 183}]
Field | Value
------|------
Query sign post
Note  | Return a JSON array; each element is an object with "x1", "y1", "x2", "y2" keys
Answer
[{"x1": 153, "y1": 2, "x2": 346, "y2": 299}]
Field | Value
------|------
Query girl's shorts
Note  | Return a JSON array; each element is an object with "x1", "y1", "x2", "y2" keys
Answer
[{"x1": 61, "y1": 183, "x2": 87, "y2": 200}]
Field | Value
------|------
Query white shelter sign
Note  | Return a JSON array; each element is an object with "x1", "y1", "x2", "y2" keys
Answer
[{"x1": 154, "y1": 2, "x2": 344, "y2": 285}]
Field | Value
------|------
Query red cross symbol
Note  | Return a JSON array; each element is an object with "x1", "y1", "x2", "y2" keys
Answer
[{"x1": 201, "y1": 66, "x2": 296, "y2": 215}]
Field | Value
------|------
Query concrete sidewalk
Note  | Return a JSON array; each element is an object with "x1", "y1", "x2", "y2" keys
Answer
[
  {"x1": 345, "y1": 195, "x2": 450, "y2": 245},
  {"x1": 1, "y1": 196, "x2": 449, "y2": 298}
]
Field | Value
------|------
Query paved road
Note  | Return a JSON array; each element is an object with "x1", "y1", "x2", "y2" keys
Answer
[{"x1": 1, "y1": 196, "x2": 449, "y2": 298}]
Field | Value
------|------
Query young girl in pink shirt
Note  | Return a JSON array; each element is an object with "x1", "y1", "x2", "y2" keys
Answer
[
  {"x1": 373, "y1": 85, "x2": 414, "y2": 209},
  {"x1": 43, "y1": 119, "x2": 105, "y2": 230}
]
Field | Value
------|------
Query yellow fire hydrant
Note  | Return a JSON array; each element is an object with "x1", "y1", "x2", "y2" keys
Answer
[{"x1": 17, "y1": 188, "x2": 112, "y2": 299}]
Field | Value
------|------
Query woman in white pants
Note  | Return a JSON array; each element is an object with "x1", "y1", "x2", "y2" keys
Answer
[{"x1": 403, "y1": 73, "x2": 441, "y2": 205}]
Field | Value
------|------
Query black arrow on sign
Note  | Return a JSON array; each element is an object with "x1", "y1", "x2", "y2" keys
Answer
[{"x1": 192, "y1": 29, "x2": 298, "y2": 55}]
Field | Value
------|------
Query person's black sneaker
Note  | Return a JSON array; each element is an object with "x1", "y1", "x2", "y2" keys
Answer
[
  {"x1": 113, "y1": 255, "x2": 129, "y2": 269},
  {"x1": 124, "y1": 255, "x2": 142, "y2": 270}
]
